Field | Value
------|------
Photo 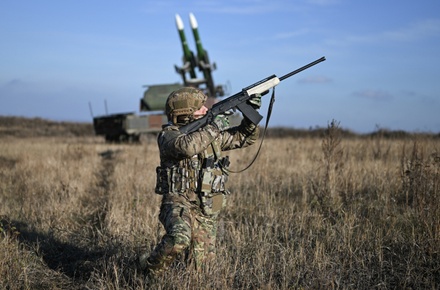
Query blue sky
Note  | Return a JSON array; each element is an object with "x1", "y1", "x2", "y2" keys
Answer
[{"x1": 1, "y1": 0, "x2": 439, "y2": 133}]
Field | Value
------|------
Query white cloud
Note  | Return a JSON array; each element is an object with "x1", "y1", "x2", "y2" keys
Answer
[
  {"x1": 334, "y1": 19, "x2": 440, "y2": 46},
  {"x1": 352, "y1": 89, "x2": 393, "y2": 101},
  {"x1": 383, "y1": 19, "x2": 440, "y2": 42}
]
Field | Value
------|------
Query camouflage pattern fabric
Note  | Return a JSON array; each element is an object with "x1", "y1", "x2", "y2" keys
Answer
[
  {"x1": 143, "y1": 117, "x2": 259, "y2": 274},
  {"x1": 145, "y1": 194, "x2": 218, "y2": 273}
]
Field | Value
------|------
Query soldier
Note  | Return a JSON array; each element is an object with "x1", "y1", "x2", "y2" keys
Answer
[{"x1": 139, "y1": 87, "x2": 261, "y2": 274}]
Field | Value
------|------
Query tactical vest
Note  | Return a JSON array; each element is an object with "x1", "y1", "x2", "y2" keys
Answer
[{"x1": 155, "y1": 140, "x2": 230, "y2": 216}]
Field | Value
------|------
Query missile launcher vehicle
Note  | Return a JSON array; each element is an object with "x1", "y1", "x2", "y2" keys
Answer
[{"x1": 92, "y1": 13, "x2": 225, "y2": 142}]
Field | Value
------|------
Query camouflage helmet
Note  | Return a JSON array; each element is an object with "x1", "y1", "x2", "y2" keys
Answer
[{"x1": 165, "y1": 87, "x2": 207, "y2": 125}]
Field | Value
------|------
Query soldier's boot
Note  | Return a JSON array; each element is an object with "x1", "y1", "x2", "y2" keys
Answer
[
  {"x1": 138, "y1": 252, "x2": 150, "y2": 272},
  {"x1": 138, "y1": 251, "x2": 172, "y2": 277}
]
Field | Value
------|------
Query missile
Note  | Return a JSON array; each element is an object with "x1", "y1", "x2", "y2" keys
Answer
[
  {"x1": 175, "y1": 14, "x2": 197, "y2": 79},
  {"x1": 189, "y1": 13, "x2": 216, "y2": 96},
  {"x1": 189, "y1": 13, "x2": 206, "y2": 64}
]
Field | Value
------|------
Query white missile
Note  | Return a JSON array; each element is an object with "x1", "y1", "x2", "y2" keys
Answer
[
  {"x1": 175, "y1": 14, "x2": 184, "y2": 31},
  {"x1": 189, "y1": 12, "x2": 198, "y2": 29}
]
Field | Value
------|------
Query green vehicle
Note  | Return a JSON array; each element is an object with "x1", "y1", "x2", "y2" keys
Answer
[
  {"x1": 93, "y1": 83, "x2": 182, "y2": 142},
  {"x1": 93, "y1": 13, "x2": 225, "y2": 142}
]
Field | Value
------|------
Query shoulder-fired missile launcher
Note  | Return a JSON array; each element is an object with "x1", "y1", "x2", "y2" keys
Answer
[{"x1": 92, "y1": 13, "x2": 226, "y2": 142}]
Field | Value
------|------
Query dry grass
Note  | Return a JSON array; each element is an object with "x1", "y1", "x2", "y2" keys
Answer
[{"x1": 0, "y1": 118, "x2": 439, "y2": 289}]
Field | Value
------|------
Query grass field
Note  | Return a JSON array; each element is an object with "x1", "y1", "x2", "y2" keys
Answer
[{"x1": 0, "y1": 117, "x2": 439, "y2": 289}]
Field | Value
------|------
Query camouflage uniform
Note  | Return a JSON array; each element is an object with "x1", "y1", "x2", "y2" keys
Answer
[{"x1": 142, "y1": 88, "x2": 259, "y2": 274}]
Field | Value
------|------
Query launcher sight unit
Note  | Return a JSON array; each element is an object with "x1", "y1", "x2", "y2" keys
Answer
[{"x1": 92, "y1": 13, "x2": 226, "y2": 142}]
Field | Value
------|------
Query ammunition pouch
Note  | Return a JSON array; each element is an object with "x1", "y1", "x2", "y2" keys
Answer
[
  {"x1": 199, "y1": 192, "x2": 225, "y2": 216},
  {"x1": 155, "y1": 166, "x2": 190, "y2": 195},
  {"x1": 198, "y1": 156, "x2": 230, "y2": 216},
  {"x1": 155, "y1": 167, "x2": 169, "y2": 194}
]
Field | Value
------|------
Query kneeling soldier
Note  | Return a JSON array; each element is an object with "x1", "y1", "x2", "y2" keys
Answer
[{"x1": 140, "y1": 87, "x2": 261, "y2": 274}]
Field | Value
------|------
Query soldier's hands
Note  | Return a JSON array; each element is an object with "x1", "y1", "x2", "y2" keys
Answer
[
  {"x1": 248, "y1": 93, "x2": 263, "y2": 109},
  {"x1": 211, "y1": 114, "x2": 230, "y2": 131}
]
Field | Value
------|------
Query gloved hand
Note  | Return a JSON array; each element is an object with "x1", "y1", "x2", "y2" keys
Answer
[
  {"x1": 248, "y1": 93, "x2": 262, "y2": 109},
  {"x1": 211, "y1": 114, "x2": 230, "y2": 131}
]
